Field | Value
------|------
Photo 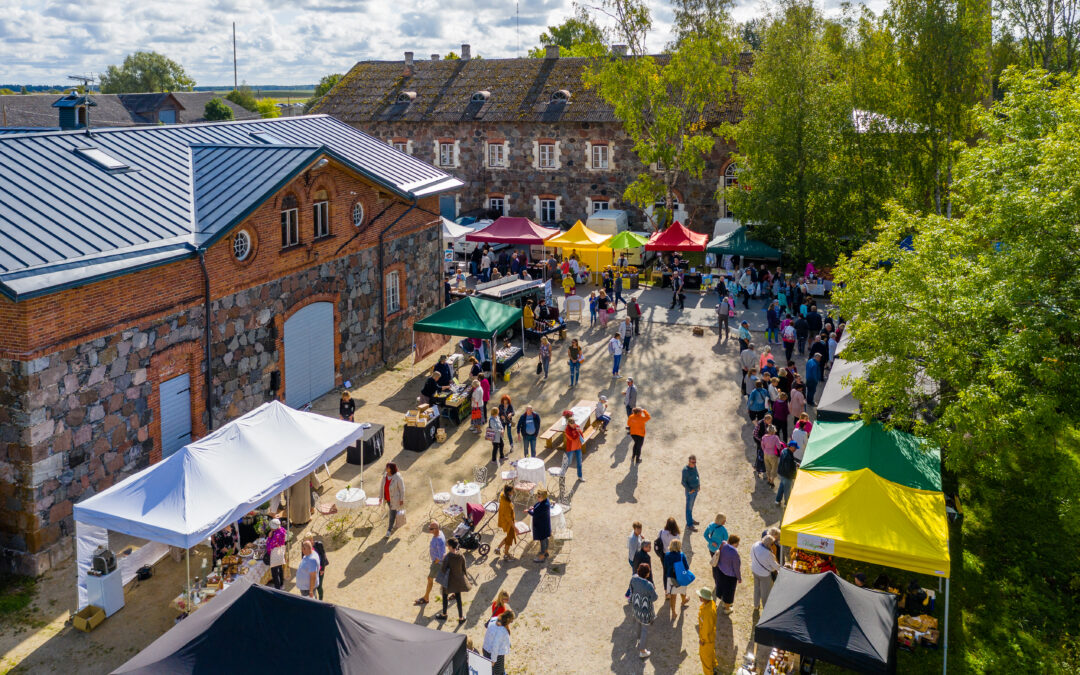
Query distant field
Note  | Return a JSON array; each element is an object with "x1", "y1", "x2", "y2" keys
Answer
[{"x1": 201, "y1": 89, "x2": 314, "y2": 100}]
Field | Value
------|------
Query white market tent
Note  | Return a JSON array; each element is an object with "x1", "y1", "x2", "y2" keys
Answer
[
  {"x1": 441, "y1": 217, "x2": 473, "y2": 241},
  {"x1": 73, "y1": 401, "x2": 365, "y2": 607}
]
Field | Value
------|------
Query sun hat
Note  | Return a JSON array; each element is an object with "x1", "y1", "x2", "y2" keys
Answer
[{"x1": 698, "y1": 587, "x2": 714, "y2": 601}]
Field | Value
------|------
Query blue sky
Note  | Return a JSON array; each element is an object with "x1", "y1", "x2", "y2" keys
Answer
[{"x1": 0, "y1": 0, "x2": 878, "y2": 85}]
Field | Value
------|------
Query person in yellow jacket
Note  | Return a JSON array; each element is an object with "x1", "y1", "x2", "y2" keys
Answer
[{"x1": 697, "y1": 587, "x2": 717, "y2": 674}]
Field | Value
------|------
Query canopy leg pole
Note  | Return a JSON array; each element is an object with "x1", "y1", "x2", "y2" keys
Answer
[
  {"x1": 490, "y1": 333, "x2": 497, "y2": 393},
  {"x1": 943, "y1": 578, "x2": 950, "y2": 675},
  {"x1": 185, "y1": 547, "x2": 191, "y2": 614},
  {"x1": 520, "y1": 317, "x2": 525, "y2": 355}
]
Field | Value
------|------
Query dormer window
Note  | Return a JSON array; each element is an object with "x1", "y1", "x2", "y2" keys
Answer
[
  {"x1": 471, "y1": 90, "x2": 490, "y2": 103},
  {"x1": 396, "y1": 91, "x2": 417, "y2": 104},
  {"x1": 551, "y1": 90, "x2": 570, "y2": 103}
]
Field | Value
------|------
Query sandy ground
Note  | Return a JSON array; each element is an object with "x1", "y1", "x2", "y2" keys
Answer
[{"x1": 1, "y1": 286, "x2": 820, "y2": 675}]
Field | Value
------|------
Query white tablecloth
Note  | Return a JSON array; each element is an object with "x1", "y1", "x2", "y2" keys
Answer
[
  {"x1": 550, "y1": 503, "x2": 566, "y2": 532},
  {"x1": 450, "y1": 482, "x2": 481, "y2": 510},
  {"x1": 515, "y1": 457, "x2": 546, "y2": 486},
  {"x1": 550, "y1": 406, "x2": 593, "y2": 432},
  {"x1": 336, "y1": 488, "x2": 366, "y2": 510}
]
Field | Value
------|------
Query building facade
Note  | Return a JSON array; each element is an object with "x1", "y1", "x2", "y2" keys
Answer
[
  {"x1": 313, "y1": 46, "x2": 746, "y2": 233},
  {"x1": 0, "y1": 116, "x2": 460, "y2": 574}
]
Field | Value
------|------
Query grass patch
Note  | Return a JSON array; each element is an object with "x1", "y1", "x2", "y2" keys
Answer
[{"x1": 0, "y1": 574, "x2": 36, "y2": 616}]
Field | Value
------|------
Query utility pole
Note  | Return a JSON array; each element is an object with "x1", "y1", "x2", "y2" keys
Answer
[
  {"x1": 516, "y1": 2, "x2": 520, "y2": 57},
  {"x1": 233, "y1": 23, "x2": 238, "y2": 91}
]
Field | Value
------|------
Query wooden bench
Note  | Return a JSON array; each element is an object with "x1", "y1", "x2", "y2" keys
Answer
[{"x1": 539, "y1": 400, "x2": 598, "y2": 450}]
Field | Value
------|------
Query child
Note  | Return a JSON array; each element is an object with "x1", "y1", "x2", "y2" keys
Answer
[
  {"x1": 588, "y1": 292, "x2": 598, "y2": 325},
  {"x1": 595, "y1": 395, "x2": 611, "y2": 430},
  {"x1": 491, "y1": 589, "x2": 511, "y2": 618}
]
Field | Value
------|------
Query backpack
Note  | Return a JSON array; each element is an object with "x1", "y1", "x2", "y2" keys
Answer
[{"x1": 778, "y1": 449, "x2": 798, "y2": 479}]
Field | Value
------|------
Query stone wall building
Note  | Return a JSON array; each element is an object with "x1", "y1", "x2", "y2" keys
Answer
[
  {"x1": 0, "y1": 116, "x2": 461, "y2": 574},
  {"x1": 312, "y1": 46, "x2": 746, "y2": 233}
]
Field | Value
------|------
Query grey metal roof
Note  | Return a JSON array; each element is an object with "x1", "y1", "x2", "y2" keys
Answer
[{"x1": 0, "y1": 114, "x2": 463, "y2": 300}]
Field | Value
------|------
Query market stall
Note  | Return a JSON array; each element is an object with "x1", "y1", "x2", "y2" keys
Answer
[
  {"x1": 645, "y1": 222, "x2": 709, "y2": 289},
  {"x1": 604, "y1": 231, "x2": 650, "y2": 289},
  {"x1": 73, "y1": 401, "x2": 367, "y2": 612},
  {"x1": 545, "y1": 220, "x2": 614, "y2": 282},
  {"x1": 816, "y1": 358, "x2": 866, "y2": 421},
  {"x1": 464, "y1": 216, "x2": 559, "y2": 247},
  {"x1": 755, "y1": 569, "x2": 899, "y2": 674},
  {"x1": 706, "y1": 225, "x2": 782, "y2": 261},
  {"x1": 442, "y1": 217, "x2": 473, "y2": 274},
  {"x1": 113, "y1": 577, "x2": 469, "y2": 674}
]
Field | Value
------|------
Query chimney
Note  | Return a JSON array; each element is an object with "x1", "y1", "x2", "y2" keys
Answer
[
  {"x1": 612, "y1": 44, "x2": 627, "y2": 56},
  {"x1": 431, "y1": 53, "x2": 440, "y2": 61},
  {"x1": 461, "y1": 44, "x2": 471, "y2": 60},
  {"x1": 404, "y1": 51, "x2": 414, "y2": 76},
  {"x1": 545, "y1": 45, "x2": 560, "y2": 59}
]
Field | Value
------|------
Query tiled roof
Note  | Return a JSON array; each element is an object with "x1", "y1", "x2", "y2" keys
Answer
[
  {"x1": 0, "y1": 92, "x2": 257, "y2": 130},
  {"x1": 0, "y1": 115, "x2": 462, "y2": 300},
  {"x1": 313, "y1": 54, "x2": 748, "y2": 125}
]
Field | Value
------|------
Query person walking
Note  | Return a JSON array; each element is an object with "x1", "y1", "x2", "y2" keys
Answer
[
  {"x1": 656, "y1": 518, "x2": 681, "y2": 580},
  {"x1": 415, "y1": 521, "x2": 445, "y2": 606},
  {"x1": 470, "y1": 379, "x2": 485, "y2": 434},
  {"x1": 747, "y1": 380, "x2": 769, "y2": 421},
  {"x1": 628, "y1": 521, "x2": 644, "y2": 569},
  {"x1": 751, "y1": 534, "x2": 781, "y2": 610},
  {"x1": 528, "y1": 489, "x2": 552, "y2": 563},
  {"x1": 761, "y1": 426, "x2": 782, "y2": 488},
  {"x1": 713, "y1": 534, "x2": 741, "y2": 615},
  {"x1": 491, "y1": 589, "x2": 512, "y2": 618},
  {"x1": 497, "y1": 395, "x2": 515, "y2": 452},
  {"x1": 766, "y1": 301, "x2": 780, "y2": 344},
  {"x1": 538, "y1": 337, "x2": 551, "y2": 380},
  {"x1": 487, "y1": 407, "x2": 506, "y2": 464},
  {"x1": 703, "y1": 514, "x2": 728, "y2": 556},
  {"x1": 619, "y1": 317, "x2": 634, "y2": 353},
  {"x1": 718, "y1": 293, "x2": 734, "y2": 340},
  {"x1": 494, "y1": 484, "x2": 518, "y2": 559},
  {"x1": 339, "y1": 391, "x2": 355, "y2": 421},
  {"x1": 588, "y1": 292, "x2": 598, "y2": 325},
  {"x1": 628, "y1": 407, "x2": 651, "y2": 464},
  {"x1": 663, "y1": 540, "x2": 691, "y2": 619},
  {"x1": 781, "y1": 321, "x2": 796, "y2": 363},
  {"x1": 434, "y1": 537, "x2": 469, "y2": 622},
  {"x1": 480, "y1": 248, "x2": 492, "y2": 282},
  {"x1": 608, "y1": 333, "x2": 623, "y2": 377},
  {"x1": 313, "y1": 539, "x2": 329, "y2": 600},
  {"x1": 772, "y1": 391, "x2": 790, "y2": 442},
  {"x1": 563, "y1": 414, "x2": 585, "y2": 481},
  {"x1": 567, "y1": 338, "x2": 584, "y2": 387},
  {"x1": 614, "y1": 271, "x2": 625, "y2": 308},
  {"x1": 775, "y1": 442, "x2": 798, "y2": 507},
  {"x1": 737, "y1": 321, "x2": 752, "y2": 352},
  {"x1": 482, "y1": 610, "x2": 515, "y2": 674},
  {"x1": 629, "y1": 563, "x2": 658, "y2": 660},
  {"x1": 266, "y1": 518, "x2": 286, "y2": 589},
  {"x1": 682, "y1": 456, "x2": 700, "y2": 532},
  {"x1": 805, "y1": 353, "x2": 823, "y2": 406},
  {"x1": 624, "y1": 378, "x2": 639, "y2": 429},
  {"x1": 632, "y1": 540, "x2": 655, "y2": 585},
  {"x1": 296, "y1": 539, "x2": 321, "y2": 597},
  {"x1": 739, "y1": 342, "x2": 756, "y2": 394},
  {"x1": 516, "y1": 405, "x2": 541, "y2": 457},
  {"x1": 697, "y1": 588, "x2": 718, "y2": 675},
  {"x1": 598, "y1": 290, "x2": 611, "y2": 327},
  {"x1": 382, "y1": 462, "x2": 405, "y2": 539},
  {"x1": 627, "y1": 296, "x2": 643, "y2": 336},
  {"x1": 794, "y1": 313, "x2": 809, "y2": 355}
]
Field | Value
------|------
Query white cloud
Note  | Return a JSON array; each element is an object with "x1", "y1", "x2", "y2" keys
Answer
[{"x1": 1, "y1": 0, "x2": 883, "y2": 85}]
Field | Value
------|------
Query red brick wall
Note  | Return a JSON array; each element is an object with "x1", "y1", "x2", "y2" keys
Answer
[{"x1": 147, "y1": 342, "x2": 207, "y2": 464}]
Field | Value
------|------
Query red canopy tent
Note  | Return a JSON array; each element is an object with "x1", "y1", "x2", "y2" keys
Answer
[
  {"x1": 464, "y1": 217, "x2": 560, "y2": 245},
  {"x1": 644, "y1": 221, "x2": 708, "y2": 252}
]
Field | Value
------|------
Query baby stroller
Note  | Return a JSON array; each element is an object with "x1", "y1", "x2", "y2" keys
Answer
[{"x1": 452, "y1": 502, "x2": 494, "y2": 556}]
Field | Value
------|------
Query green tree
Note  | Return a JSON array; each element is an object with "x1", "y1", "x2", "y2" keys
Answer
[
  {"x1": 833, "y1": 67, "x2": 1080, "y2": 671},
  {"x1": 19, "y1": 86, "x2": 28, "y2": 95},
  {"x1": 99, "y1": 51, "x2": 195, "y2": 93},
  {"x1": 313, "y1": 73, "x2": 342, "y2": 98},
  {"x1": 225, "y1": 86, "x2": 259, "y2": 112},
  {"x1": 528, "y1": 9, "x2": 606, "y2": 57},
  {"x1": 0, "y1": 88, "x2": 15, "y2": 95},
  {"x1": 669, "y1": 0, "x2": 734, "y2": 45},
  {"x1": 583, "y1": 0, "x2": 741, "y2": 229},
  {"x1": 256, "y1": 98, "x2": 280, "y2": 118},
  {"x1": 203, "y1": 97, "x2": 234, "y2": 121}
]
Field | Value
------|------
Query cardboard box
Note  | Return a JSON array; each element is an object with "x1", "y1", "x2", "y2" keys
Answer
[{"x1": 73, "y1": 605, "x2": 106, "y2": 632}]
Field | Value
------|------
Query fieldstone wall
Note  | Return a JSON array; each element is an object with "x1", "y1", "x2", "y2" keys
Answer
[{"x1": 0, "y1": 227, "x2": 440, "y2": 575}]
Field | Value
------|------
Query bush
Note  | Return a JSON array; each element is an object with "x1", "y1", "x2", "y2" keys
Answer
[{"x1": 203, "y1": 97, "x2": 234, "y2": 121}]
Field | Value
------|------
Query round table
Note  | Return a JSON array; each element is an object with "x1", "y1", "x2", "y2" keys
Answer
[
  {"x1": 335, "y1": 488, "x2": 366, "y2": 510},
  {"x1": 450, "y1": 482, "x2": 481, "y2": 510},
  {"x1": 515, "y1": 457, "x2": 546, "y2": 486},
  {"x1": 550, "y1": 502, "x2": 566, "y2": 532}
]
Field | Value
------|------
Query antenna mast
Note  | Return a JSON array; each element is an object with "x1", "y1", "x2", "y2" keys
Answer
[
  {"x1": 516, "y1": 2, "x2": 520, "y2": 56},
  {"x1": 233, "y1": 23, "x2": 238, "y2": 90},
  {"x1": 67, "y1": 74, "x2": 96, "y2": 135}
]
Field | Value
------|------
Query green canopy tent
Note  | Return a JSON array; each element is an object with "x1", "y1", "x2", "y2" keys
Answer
[
  {"x1": 706, "y1": 226, "x2": 781, "y2": 261},
  {"x1": 412, "y1": 296, "x2": 524, "y2": 391},
  {"x1": 799, "y1": 420, "x2": 942, "y2": 492}
]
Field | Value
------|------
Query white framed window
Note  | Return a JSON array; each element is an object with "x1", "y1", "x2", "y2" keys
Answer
[
  {"x1": 385, "y1": 270, "x2": 401, "y2": 314},
  {"x1": 439, "y1": 142, "x2": 454, "y2": 166},
  {"x1": 313, "y1": 200, "x2": 329, "y2": 238},
  {"x1": 591, "y1": 200, "x2": 609, "y2": 213},
  {"x1": 591, "y1": 144, "x2": 609, "y2": 169},
  {"x1": 723, "y1": 162, "x2": 739, "y2": 218},
  {"x1": 539, "y1": 199, "x2": 557, "y2": 223},
  {"x1": 538, "y1": 143, "x2": 555, "y2": 169},
  {"x1": 352, "y1": 202, "x2": 365, "y2": 228},
  {"x1": 232, "y1": 230, "x2": 252, "y2": 261},
  {"x1": 393, "y1": 141, "x2": 407, "y2": 153},
  {"x1": 488, "y1": 143, "x2": 505, "y2": 168},
  {"x1": 488, "y1": 197, "x2": 505, "y2": 215},
  {"x1": 281, "y1": 208, "x2": 299, "y2": 247}
]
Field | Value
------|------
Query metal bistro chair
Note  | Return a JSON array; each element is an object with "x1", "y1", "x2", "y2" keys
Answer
[{"x1": 547, "y1": 466, "x2": 567, "y2": 504}]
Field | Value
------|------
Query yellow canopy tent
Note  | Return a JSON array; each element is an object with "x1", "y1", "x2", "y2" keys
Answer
[
  {"x1": 545, "y1": 221, "x2": 614, "y2": 278},
  {"x1": 780, "y1": 468, "x2": 950, "y2": 578}
]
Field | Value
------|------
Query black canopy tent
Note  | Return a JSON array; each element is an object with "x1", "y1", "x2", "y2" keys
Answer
[
  {"x1": 112, "y1": 578, "x2": 468, "y2": 675},
  {"x1": 755, "y1": 570, "x2": 899, "y2": 674}
]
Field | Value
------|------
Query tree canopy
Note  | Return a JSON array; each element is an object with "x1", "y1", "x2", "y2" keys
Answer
[
  {"x1": 313, "y1": 73, "x2": 342, "y2": 98},
  {"x1": 528, "y1": 10, "x2": 606, "y2": 57},
  {"x1": 99, "y1": 51, "x2": 195, "y2": 94},
  {"x1": 225, "y1": 87, "x2": 259, "y2": 113},
  {"x1": 203, "y1": 97, "x2": 234, "y2": 121}
]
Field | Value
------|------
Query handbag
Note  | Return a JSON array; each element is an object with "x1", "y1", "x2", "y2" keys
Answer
[
  {"x1": 269, "y1": 545, "x2": 286, "y2": 568},
  {"x1": 396, "y1": 509, "x2": 407, "y2": 528},
  {"x1": 607, "y1": 307, "x2": 615, "y2": 314},
  {"x1": 435, "y1": 565, "x2": 449, "y2": 588},
  {"x1": 535, "y1": 361, "x2": 543, "y2": 375},
  {"x1": 674, "y1": 558, "x2": 696, "y2": 587},
  {"x1": 653, "y1": 535, "x2": 665, "y2": 555},
  {"x1": 484, "y1": 427, "x2": 497, "y2": 441}
]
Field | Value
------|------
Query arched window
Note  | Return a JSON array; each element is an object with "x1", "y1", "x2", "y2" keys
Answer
[
  {"x1": 722, "y1": 163, "x2": 739, "y2": 218},
  {"x1": 550, "y1": 89, "x2": 570, "y2": 103}
]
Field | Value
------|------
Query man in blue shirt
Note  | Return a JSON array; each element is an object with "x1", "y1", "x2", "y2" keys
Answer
[
  {"x1": 296, "y1": 539, "x2": 321, "y2": 598},
  {"x1": 682, "y1": 456, "x2": 700, "y2": 532},
  {"x1": 805, "y1": 353, "x2": 823, "y2": 406},
  {"x1": 516, "y1": 405, "x2": 541, "y2": 457},
  {"x1": 747, "y1": 381, "x2": 769, "y2": 421},
  {"x1": 416, "y1": 521, "x2": 446, "y2": 606}
]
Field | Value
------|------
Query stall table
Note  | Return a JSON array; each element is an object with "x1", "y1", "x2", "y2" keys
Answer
[
  {"x1": 403, "y1": 416, "x2": 440, "y2": 452},
  {"x1": 482, "y1": 346, "x2": 523, "y2": 376},
  {"x1": 346, "y1": 423, "x2": 385, "y2": 466},
  {"x1": 336, "y1": 487, "x2": 366, "y2": 510},
  {"x1": 538, "y1": 401, "x2": 597, "y2": 450},
  {"x1": 525, "y1": 320, "x2": 564, "y2": 344},
  {"x1": 514, "y1": 457, "x2": 546, "y2": 486},
  {"x1": 450, "y1": 482, "x2": 481, "y2": 510},
  {"x1": 433, "y1": 387, "x2": 473, "y2": 425}
]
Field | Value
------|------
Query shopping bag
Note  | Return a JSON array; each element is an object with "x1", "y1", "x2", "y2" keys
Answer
[
  {"x1": 484, "y1": 428, "x2": 497, "y2": 441},
  {"x1": 435, "y1": 565, "x2": 449, "y2": 588},
  {"x1": 395, "y1": 509, "x2": 407, "y2": 529},
  {"x1": 674, "y1": 559, "x2": 695, "y2": 587},
  {"x1": 535, "y1": 361, "x2": 543, "y2": 375}
]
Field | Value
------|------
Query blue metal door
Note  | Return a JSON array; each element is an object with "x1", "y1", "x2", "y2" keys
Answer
[
  {"x1": 440, "y1": 195, "x2": 456, "y2": 220},
  {"x1": 284, "y1": 302, "x2": 335, "y2": 407},
  {"x1": 159, "y1": 374, "x2": 192, "y2": 458}
]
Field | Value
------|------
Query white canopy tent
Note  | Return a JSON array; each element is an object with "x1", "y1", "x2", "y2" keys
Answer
[
  {"x1": 441, "y1": 217, "x2": 473, "y2": 241},
  {"x1": 73, "y1": 401, "x2": 365, "y2": 608}
]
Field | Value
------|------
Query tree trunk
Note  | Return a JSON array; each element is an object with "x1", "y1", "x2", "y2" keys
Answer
[{"x1": 1046, "y1": 0, "x2": 1057, "y2": 70}]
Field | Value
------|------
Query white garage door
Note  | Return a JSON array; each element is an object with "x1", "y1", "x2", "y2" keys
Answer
[
  {"x1": 159, "y1": 374, "x2": 192, "y2": 459},
  {"x1": 284, "y1": 302, "x2": 335, "y2": 408}
]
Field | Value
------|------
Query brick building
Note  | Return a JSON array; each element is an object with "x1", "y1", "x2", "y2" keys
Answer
[
  {"x1": 0, "y1": 115, "x2": 461, "y2": 574},
  {"x1": 312, "y1": 46, "x2": 746, "y2": 233}
]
